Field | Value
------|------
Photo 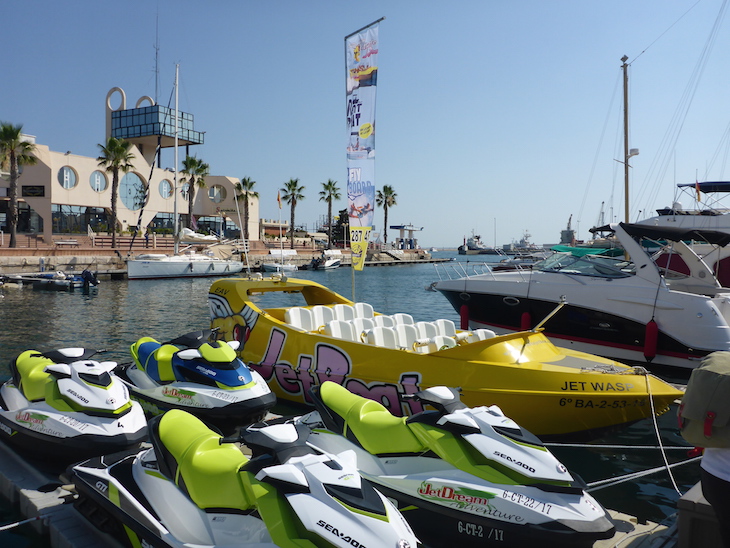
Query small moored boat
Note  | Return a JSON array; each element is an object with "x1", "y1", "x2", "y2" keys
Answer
[{"x1": 208, "y1": 276, "x2": 682, "y2": 440}]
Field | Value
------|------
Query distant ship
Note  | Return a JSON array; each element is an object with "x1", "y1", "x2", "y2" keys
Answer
[{"x1": 457, "y1": 231, "x2": 499, "y2": 255}]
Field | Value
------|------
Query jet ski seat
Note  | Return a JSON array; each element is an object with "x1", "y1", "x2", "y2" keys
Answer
[
  {"x1": 318, "y1": 381, "x2": 424, "y2": 455},
  {"x1": 133, "y1": 338, "x2": 180, "y2": 383},
  {"x1": 151, "y1": 409, "x2": 252, "y2": 510},
  {"x1": 11, "y1": 351, "x2": 53, "y2": 401}
]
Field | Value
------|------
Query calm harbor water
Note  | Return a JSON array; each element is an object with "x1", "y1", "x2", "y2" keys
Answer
[{"x1": 0, "y1": 251, "x2": 700, "y2": 545}]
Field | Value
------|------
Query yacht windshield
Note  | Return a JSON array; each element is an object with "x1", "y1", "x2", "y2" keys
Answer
[{"x1": 535, "y1": 253, "x2": 633, "y2": 278}]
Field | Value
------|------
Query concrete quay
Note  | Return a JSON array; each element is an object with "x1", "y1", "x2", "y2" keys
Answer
[
  {"x1": 0, "y1": 431, "x2": 713, "y2": 548},
  {"x1": 0, "y1": 441, "x2": 123, "y2": 548},
  {"x1": 0, "y1": 245, "x2": 451, "y2": 279}
]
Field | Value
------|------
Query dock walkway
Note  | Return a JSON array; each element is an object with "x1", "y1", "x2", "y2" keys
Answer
[{"x1": 0, "y1": 437, "x2": 715, "y2": 548}]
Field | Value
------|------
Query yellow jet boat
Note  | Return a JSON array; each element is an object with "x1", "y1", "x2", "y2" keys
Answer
[{"x1": 209, "y1": 276, "x2": 683, "y2": 440}]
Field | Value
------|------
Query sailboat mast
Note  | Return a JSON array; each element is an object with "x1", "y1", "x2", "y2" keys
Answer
[
  {"x1": 622, "y1": 55, "x2": 630, "y2": 224},
  {"x1": 173, "y1": 64, "x2": 179, "y2": 255}
]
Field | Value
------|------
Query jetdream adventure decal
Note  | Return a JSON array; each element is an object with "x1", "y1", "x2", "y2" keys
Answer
[
  {"x1": 160, "y1": 386, "x2": 208, "y2": 408},
  {"x1": 14, "y1": 411, "x2": 64, "y2": 437},
  {"x1": 418, "y1": 481, "x2": 527, "y2": 523}
]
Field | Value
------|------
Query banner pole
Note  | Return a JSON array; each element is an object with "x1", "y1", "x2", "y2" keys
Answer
[{"x1": 344, "y1": 16, "x2": 385, "y2": 41}]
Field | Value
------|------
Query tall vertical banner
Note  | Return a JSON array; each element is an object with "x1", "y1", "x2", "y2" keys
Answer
[{"x1": 346, "y1": 20, "x2": 381, "y2": 271}]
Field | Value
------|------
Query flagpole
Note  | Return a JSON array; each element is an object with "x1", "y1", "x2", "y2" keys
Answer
[
  {"x1": 277, "y1": 191, "x2": 283, "y2": 272},
  {"x1": 344, "y1": 16, "x2": 385, "y2": 40},
  {"x1": 173, "y1": 64, "x2": 179, "y2": 256}
]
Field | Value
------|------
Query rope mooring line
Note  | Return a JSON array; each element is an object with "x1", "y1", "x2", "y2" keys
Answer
[
  {"x1": 645, "y1": 373, "x2": 683, "y2": 495},
  {"x1": 0, "y1": 515, "x2": 43, "y2": 532},
  {"x1": 545, "y1": 443, "x2": 691, "y2": 451},
  {"x1": 586, "y1": 456, "x2": 702, "y2": 492}
]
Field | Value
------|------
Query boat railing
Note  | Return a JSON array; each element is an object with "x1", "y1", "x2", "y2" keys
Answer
[
  {"x1": 431, "y1": 260, "x2": 535, "y2": 282},
  {"x1": 431, "y1": 260, "x2": 490, "y2": 281}
]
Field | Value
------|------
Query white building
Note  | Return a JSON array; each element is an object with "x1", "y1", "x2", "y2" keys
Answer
[{"x1": 0, "y1": 86, "x2": 259, "y2": 245}]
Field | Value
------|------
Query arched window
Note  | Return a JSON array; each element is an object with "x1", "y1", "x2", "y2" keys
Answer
[
  {"x1": 208, "y1": 185, "x2": 227, "y2": 203},
  {"x1": 89, "y1": 170, "x2": 108, "y2": 192},
  {"x1": 159, "y1": 179, "x2": 173, "y2": 199},
  {"x1": 120, "y1": 172, "x2": 147, "y2": 211},
  {"x1": 57, "y1": 166, "x2": 78, "y2": 189}
]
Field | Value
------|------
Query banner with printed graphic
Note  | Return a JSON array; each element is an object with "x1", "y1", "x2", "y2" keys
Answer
[{"x1": 346, "y1": 20, "x2": 380, "y2": 271}]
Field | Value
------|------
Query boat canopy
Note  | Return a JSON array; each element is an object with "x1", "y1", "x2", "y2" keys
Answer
[
  {"x1": 677, "y1": 181, "x2": 730, "y2": 194},
  {"x1": 590, "y1": 222, "x2": 730, "y2": 247},
  {"x1": 550, "y1": 245, "x2": 623, "y2": 257}
]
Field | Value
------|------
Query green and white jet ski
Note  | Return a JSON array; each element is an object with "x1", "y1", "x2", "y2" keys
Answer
[
  {"x1": 0, "y1": 347, "x2": 147, "y2": 463},
  {"x1": 71, "y1": 408, "x2": 419, "y2": 548},
  {"x1": 284, "y1": 382, "x2": 616, "y2": 548}
]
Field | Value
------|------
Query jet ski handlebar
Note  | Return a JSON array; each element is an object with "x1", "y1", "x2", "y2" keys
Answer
[
  {"x1": 166, "y1": 327, "x2": 220, "y2": 348},
  {"x1": 402, "y1": 386, "x2": 468, "y2": 414},
  {"x1": 220, "y1": 422, "x2": 318, "y2": 464},
  {"x1": 41, "y1": 347, "x2": 107, "y2": 364}
]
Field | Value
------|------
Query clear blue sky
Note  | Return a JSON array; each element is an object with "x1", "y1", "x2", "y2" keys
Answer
[{"x1": 4, "y1": 1, "x2": 730, "y2": 248}]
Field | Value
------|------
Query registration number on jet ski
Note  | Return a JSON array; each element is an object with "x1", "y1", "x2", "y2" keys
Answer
[
  {"x1": 501, "y1": 491, "x2": 552, "y2": 514},
  {"x1": 559, "y1": 398, "x2": 647, "y2": 408},
  {"x1": 457, "y1": 522, "x2": 504, "y2": 540}
]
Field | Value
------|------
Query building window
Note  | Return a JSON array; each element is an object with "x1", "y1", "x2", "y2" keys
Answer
[
  {"x1": 120, "y1": 172, "x2": 147, "y2": 211},
  {"x1": 159, "y1": 179, "x2": 173, "y2": 199},
  {"x1": 181, "y1": 182, "x2": 190, "y2": 201},
  {"x1": 208, "y1": 185, "x2": 226, "y2": 203},
  {"x1": 57, "y1": 166, "x2": 78, "y2": 189},
  {"x1": 90, "y1": 170, "x2": 108, "y2": 192}
]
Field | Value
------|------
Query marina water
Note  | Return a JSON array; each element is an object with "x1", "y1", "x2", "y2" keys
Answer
[{"x1": 0, "y1": 252, "x2": 700, "y2": 545}]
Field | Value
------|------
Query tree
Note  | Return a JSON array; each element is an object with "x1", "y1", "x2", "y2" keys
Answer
[
  {"x1": 180, "y1": 155, "x2": 209, "y2": 230},
  {"x1": 234, "y1": 177, "x2": 258, "y2": 242},
  {"x1": 376, "y1": 185, "x2": 398, "y2": 246},
  {"x1": 281, "y1": 178, "x2": 305, "y2": 249},
  {"x1": 318, "y1": 179, "x2": 341, "y2": 249},
  {"x1": 97, "y1": 136, "x2": 135, "y2": 248},
  {"x1": 0, "y1": 123, "x2": 37, "y2": 248}
]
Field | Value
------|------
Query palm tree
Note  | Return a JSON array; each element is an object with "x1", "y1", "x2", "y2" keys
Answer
[
  {"x1": 180, "y1": 155, "x2": 209, "y2": 230},
  {"x1": 376, "y1": 185, "x2": 398, "y2": 246},
  {"x1": 234, "y1": 176, "x2": 258, "y2": 241},
  {"x1": 281, "y1": 178, "x2": 305, "y2": 249},
  {"x1": 0, "y1": 122, "x2": 37, "y2": 248},
  {"x1": 318, "y1": 179, "x2": 341, "y2": 249},
  {"x1": 97, "y1": 136, "x2": 135, "y2": 248}
]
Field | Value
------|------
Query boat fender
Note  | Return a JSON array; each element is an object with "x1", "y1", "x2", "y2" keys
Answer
[
  {"x1": 643, "y1": 319, "x2": 658, "y2": 361},
  {"x1": 678, "y1": 351, "x2": 730, "y2": 448},
  {"x1": 520, "y1": 312, "x2": 531, "y2": 330},
  {"x1": 459, "y1": 305, "x2": 469, "y2": 330}
]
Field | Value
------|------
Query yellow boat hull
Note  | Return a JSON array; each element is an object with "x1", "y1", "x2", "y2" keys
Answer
[{"x1": 209, "y1": 277, "x2": 683, "y2": 440}]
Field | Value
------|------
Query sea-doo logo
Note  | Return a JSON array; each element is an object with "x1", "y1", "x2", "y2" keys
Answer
[
  {"x1": 67, "y1": 389, "x2": 90, "y2": 404},
  {"x1": 196, "y1": 365, "x2": 216, "y2": 376},
  {"x1": 493, "y1": 451, "x2": 536, "y2": 474},
  {"x1": 316, "y1": 519, "x2": 367, "y2": 547}
]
